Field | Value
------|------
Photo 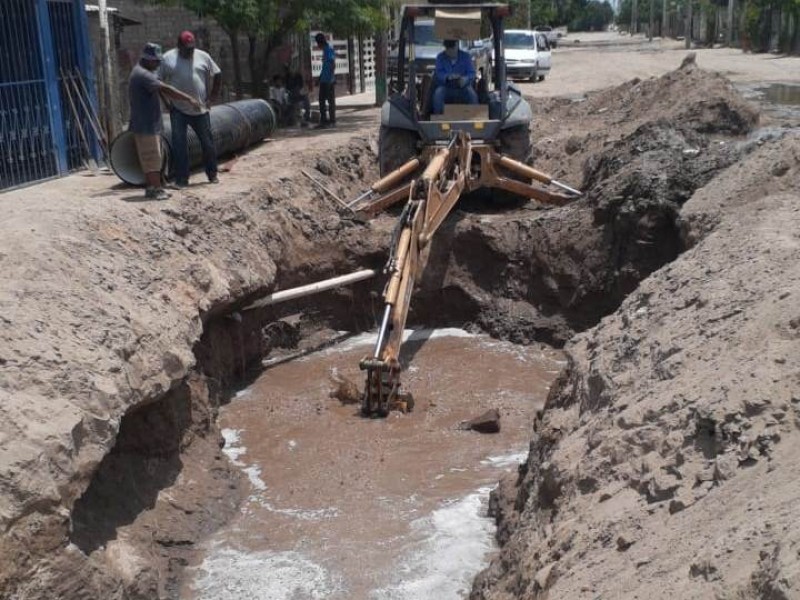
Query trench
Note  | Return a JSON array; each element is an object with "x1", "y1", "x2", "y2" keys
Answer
[
  {"x1": 185, "y1": 330, "x2": 564, "y2": 599},
  {"x1": 64, "y1": 63, "x2": 768, "y2": 600}
]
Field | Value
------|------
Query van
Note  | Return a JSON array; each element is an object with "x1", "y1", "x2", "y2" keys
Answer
[{"x1": 503, "y1": 29, "x2": 552, "y2": 82}]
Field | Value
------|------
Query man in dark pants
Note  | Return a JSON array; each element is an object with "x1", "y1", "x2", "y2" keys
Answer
[
  {"x1": 315, "y1": 32, "x2": 336, "y2": 129},
  {"x1": 159, "y1": 30, "x2": 222, "y2": 186}
]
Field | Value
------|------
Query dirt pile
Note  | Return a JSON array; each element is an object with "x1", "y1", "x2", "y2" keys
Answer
[
  {"x1": 470, "y1": 130, "x2": 800, "y2": 598},
  {"x1": 532, "y1": 56, "x2": 759, "y2": 181},
  {"x1": 0, "y1": 137, "x2": 381, "y2": 599},
  {"x1": 409, "y1": 62, "x2": 758, "y2": 345}
]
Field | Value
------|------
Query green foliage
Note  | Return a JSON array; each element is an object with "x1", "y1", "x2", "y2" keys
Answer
[
  {"x1": 315, "y1": 0, "x2": 387, "y2": 36},
  {"x1": 569, "y1": 0, "x2": 614, "y2": 30},
  {"x1": 158, "y1": 0, "x2": 387, "y2": 38},
  {"x1": 507, "y1": 0, "x2": 557, "y2": 27},
  {"x1": 616, "y1": 0, "x2": 665, "y2": 28},
  {"x1": 509, "y1": 0, "x2": 614, "y2": 29}
]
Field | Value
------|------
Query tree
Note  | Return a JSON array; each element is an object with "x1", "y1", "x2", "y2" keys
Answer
[
  {"x1": 159, "y1": 0, "x2": 389, "y2": 99},
  {"x1": 315, "y1": 0, "x2": 387, "y2": 37},
  {"x1": 570, "y1": 0, "x2": 614, "y2": 30},
  {"x1": 164, "y1": 0, "x2": 259, "y2": 98}
]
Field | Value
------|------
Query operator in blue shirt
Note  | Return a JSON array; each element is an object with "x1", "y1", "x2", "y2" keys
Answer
[
  {"x1": 315, "y1": 32, "x2": 336, "y2": 128},
  {"x1": 432, "y1": 39, "x2": 478, "y2": 115}
]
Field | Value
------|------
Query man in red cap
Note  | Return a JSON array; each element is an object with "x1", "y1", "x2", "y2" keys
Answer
[{"x1": 160, "y1": 30, "x2": 222, "y2": 186}]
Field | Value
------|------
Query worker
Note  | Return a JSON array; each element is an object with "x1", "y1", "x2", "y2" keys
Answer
[
  {"x1": 128, "y1": 43, "x2": 200, "y2": 200},
  {"x1": 432, "y1": 40, "x2": 478, "y2": 115},
  {"x1": 285, "y1": 65, "x2": 311, "y2": 127},
  {"x1": 268, "y1": 74, "x2": 289, "y2": 124},
  {"x1": 315, "y1": 33, "x2": 336, "y2": 129},
  {"x1": 160, "y1": 30, "x2": 222, "y2": 187}
]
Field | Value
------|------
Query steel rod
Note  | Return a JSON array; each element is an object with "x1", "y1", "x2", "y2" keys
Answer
[
  {"x1": 374, "y1": 304, "x2": 392, "y2": 359},
  {"x1": 551, "y1": 179, "x2": 582, "y2": 197},
  {"x1": 67, "y1": 72, "x2": 107, "y2": 157}
]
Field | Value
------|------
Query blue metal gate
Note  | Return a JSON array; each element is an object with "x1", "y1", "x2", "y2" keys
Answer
[{"x1": 0, "y1": 0, "x2": 97, "y2": 191}]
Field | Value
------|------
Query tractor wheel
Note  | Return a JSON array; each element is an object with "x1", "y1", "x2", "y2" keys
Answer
[
  {"x1": 499, "y1": 124, "x2": 533, "y2": 166},
  {"x1": 379, "y1": 126, "x2": 419, "y2": 177},
  {"x1": 493, "y1": 124, "x2": 534, "y2": 206}
]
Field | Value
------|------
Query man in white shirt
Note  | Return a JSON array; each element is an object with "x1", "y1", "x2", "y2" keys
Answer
[{"x1": 159, "y1": 30, "x2": 222, "y2": 186}]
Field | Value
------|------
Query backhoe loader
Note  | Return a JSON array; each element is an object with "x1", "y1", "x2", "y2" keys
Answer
[{"x1": 349, "y1": 3, "x2": 582, "y2": 416}]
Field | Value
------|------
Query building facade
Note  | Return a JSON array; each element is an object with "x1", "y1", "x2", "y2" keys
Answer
[{"x1": 1, "y1": 0, "x2": 99, "y2": 190}]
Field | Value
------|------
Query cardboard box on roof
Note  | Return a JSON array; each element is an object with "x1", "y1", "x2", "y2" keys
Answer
[{"x1": 434, "y1": 9, "x2": 481, "y2": 40}]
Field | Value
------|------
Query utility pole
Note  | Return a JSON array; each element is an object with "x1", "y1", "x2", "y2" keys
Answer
[
  {"x1": 649, "y1": 0, "x2": 654, "y2": 40},
  {"x1": 375, "y1": 29, "x2": 387, "y2": 106},
  {"x1": 97, "y1": 0, "x2": 117, "y2": 140},
  {"x1": 685, "y1": 0, "x2": 692, "y2": 48},
  {"x1": 632, "y1": 0, "x2": 639, "y2": 34},
  {"x1": 726, "y1": 0, "x2": 734, "y2": 46},
  {"x1": 527, "y1": 0, "x2": 532, "y2": 30},
  {"x1": 662, "y1": 0, "x2": 668, "y2": 37},
  {"x1": 374, "y1": 2, "x2": 389, "y2": 106}
]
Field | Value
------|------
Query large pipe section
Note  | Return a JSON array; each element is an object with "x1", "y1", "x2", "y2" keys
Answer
[
  {"x1": 109, "y1": 99, "x2": 276, "y2": 185},
  {"x1": 242, "y1": 269, "x2": 377, "y2": 312}
]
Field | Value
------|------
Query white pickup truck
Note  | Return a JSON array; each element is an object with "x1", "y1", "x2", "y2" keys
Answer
[{"x1": 533, "y1": 26, "x2": 561, "y2": 48}]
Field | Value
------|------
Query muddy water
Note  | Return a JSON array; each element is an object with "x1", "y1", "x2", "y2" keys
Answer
[
  {"x1": 182, "y1": 329, "x2": 563, "y2": 599},
  {"x1": 760, "y1": 83, "x2": 800, "y2": 106}
]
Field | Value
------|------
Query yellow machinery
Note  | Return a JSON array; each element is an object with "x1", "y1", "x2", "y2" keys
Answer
[{"x1": 349, "y1": 131, "x2": 581, "y2": 417}]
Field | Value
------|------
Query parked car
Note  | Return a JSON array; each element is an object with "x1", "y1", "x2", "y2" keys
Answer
[
  {"x1": 533, "y1": 25, "x2": 560, "y2": 48},
  {"x1": 503, "y1": 30, "x2": 552, "y2": 82},
  {"x1": 389, "y1": 19, "x2": 493, "y2": 82}
]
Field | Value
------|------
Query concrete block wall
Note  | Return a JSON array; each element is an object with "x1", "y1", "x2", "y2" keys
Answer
[{"x1": 110, "y1": 0, "x2": 235, "y2": 93}]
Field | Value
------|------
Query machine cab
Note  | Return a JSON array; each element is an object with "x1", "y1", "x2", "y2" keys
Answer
[{"x1": 383, "y1": 3, "x2": 532, "y2": 145}]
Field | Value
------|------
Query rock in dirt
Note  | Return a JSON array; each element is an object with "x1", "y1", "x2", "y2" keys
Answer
[
  {"x1": 461, "y1": 409, "x2": 501, "y2": 434},
  {"x1": 329, "y1": 369, "x2": 362, "y2": 405}
]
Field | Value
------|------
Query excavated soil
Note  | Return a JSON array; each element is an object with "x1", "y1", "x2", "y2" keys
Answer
[{"x1": 1, "y1": 50, "x2": 798, "y2": 600}]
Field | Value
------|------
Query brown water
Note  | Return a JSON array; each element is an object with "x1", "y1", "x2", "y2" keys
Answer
[{"x1": 182, "y1": 329, "x2": 563, "y2": 600}]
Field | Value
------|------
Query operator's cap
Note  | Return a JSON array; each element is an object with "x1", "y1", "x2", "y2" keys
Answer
[
  {"x1": 140, "y1": 42, "x2": 163, "y2": 62},
  {"x1": 443, "y1": 39, "x2": 457, "y2": 48},
  {"x1": 179, "y1": 30, "x2": 196, "y2": 47}
]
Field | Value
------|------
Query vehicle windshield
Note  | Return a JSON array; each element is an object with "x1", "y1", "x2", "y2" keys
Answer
[
  {"x1": 414, "y1": 23, "x2": 441, "y2": 46},
  {"x1": 504, "y1": 32, "x2": 534, "y2": 48}
]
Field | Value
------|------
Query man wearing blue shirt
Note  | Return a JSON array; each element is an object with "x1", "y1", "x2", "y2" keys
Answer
[
  {"x1": 315, "y1": 33, "x2": 336, "y2": 129},
  {"x1": 432, "y1": 40, "x2": 478, "y2": 115}
]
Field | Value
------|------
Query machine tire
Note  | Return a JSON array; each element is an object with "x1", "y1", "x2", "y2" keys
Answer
[
  {"x1": 493, "y1": 124, "x2": 534, "y2": 205},
  {"x1": 538, "y1": 74, "x2": 546, "y2": 82},
  {"x1": 499, "y1": 124, "x2": 533, "y2": 166},
  {"x1": 379, "y1": 126, "x2": 419, "y2": 177}
]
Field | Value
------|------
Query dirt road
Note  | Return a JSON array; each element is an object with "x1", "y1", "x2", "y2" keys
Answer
[{"x1": 519, "y1": 32, "x2": 800, "y2": 97}]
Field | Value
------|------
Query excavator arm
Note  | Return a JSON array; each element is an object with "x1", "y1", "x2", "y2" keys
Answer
[{"x1": 352, "y1": 131, "x2": 580, "y2": 417}]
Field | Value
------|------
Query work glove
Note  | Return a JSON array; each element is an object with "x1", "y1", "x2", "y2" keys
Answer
[{"x1": 458, "y1": 76, "x2": 468, "y2": 88}]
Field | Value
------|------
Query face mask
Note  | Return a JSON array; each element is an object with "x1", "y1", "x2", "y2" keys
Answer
[{"x1": 445, "y1": 47, "x2": 458, "y2": 59}]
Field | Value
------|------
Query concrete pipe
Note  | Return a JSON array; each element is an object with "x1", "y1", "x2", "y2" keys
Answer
[
  {"x1": 109, "y1": 99, "x2": 276, "y2": 186},
  {"x1": 108, "y1": 131, "x2": 170, "y2": 186}
]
